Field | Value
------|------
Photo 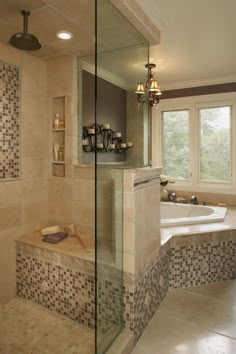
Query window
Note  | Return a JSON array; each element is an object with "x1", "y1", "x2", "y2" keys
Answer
[
  {"x1": 159, "y1": 102, "x2": 233, "y2": 188},
  {"x1": 199, "y1": 106, "x2": 231, "y2": 182},
  {"x1": 162, "y1": 110, "x2": 190, "y2": 179}
]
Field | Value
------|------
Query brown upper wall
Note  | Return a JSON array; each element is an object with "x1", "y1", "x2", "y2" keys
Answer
[{"x1": 161, "y1": 82, "x2": 236, "y2": 99}]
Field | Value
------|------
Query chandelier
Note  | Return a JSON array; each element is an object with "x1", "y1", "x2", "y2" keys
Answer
[{"x1": 135, "y1": 63, "x2": 162, "y2": 107}]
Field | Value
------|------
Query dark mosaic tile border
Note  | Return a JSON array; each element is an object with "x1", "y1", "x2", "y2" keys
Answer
[
  {"x1": 0, "y1": 61, "x2": 20, "y2": 180},
  {"x1": 169, "y1": 238, "x2": 236, "y2": 288}
]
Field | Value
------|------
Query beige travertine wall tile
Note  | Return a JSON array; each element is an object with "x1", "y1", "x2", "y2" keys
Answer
[
  {"x1": 48, "y1": 199, "x2": 73, "y2": 226},
  {"x1": 22, "y1": 134, "x2": 48, "y2": 158},
  {"x1": 0, "y1": 205, "x2": 21, "y2": 232},
  {"x1": 21, "y1": 53, "x2": 47, "y2": 95},
  {"x1": 123, "y1": 222, "x2": 135, "y2": 253},
  {"x1": 22, "y1": 200, "x2": 48, "y2": 227},
  {"x1": 123, "y1": 253, "x2": 135, "y2": 274},
  {"x1": 22, "y1": 157, "x2": 48, "y2": 180},
  {"x1": 22, "y1": 93, "x2": 47, "y2": 136},
  {"x1": 73, "y1": 166, "x2": 95, "y2": 180},
  {"x1": 0, "y1": 42, "x2": 21, "y2": 66},
  {"x1": 48, "y1": 178, "x2": 72, "y2": 201},
  {"x1": 47, "y1": 56, "x2": 74, "y2": 97},
  {"x1": 72, "y1": 180, "x2": 95, "y2": 202},
  {"x1": 72, "y1": 201, "x2": 94, "y2": 232},
  {"x1": 0, "y1": 181, "x2": 21, "y2": 207},
  {"x1": 0, "y1": 226, "x2": 22, "y2": 304},
  {"x1": 22, "y1": 179, "x2": 48, "y2": 203}
]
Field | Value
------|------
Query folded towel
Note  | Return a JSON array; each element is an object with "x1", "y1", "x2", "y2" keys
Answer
[{"x1": 43, "y1": 232, "x2": 67, "y2": 244}]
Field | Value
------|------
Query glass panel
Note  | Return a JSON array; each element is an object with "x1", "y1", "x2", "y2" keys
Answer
[
  {"x1": 199, "y1": 106, "x2": 231, "y2": 182},
  {"x1": 162, "y1": 110, "x2": 190, "y2": 179},
  {"x1": 95, "y1": 0, "x2": 149, "y2": 352}
]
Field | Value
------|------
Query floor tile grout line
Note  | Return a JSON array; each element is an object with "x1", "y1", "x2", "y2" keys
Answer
[
  {"x1": 153, "y1": 310, "x2": 236, "y2": 342},
  {"x1": 171, "y1": 286, "x2": 236, "y2": 308}
]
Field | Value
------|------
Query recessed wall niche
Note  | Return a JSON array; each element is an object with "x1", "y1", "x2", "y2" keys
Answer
[{"x1": 0, "y1": 61, "x2": 20, "y2": 180}]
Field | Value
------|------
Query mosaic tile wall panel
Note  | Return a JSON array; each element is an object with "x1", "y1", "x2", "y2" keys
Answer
[
  {"x1": 0, "y1": 61, "x2": 20, "y2": 179},
  {"x1": 16, "y1": 243, "x2": 95, "y2": 329},
  {"x1": 123, "y1": 243, "x2": 170, "y2": 344},
  {"x1": 16, "y1": 242, "x2": 124, "y2": 334},
  {"x1": 97, "y1": 264, "x2": 124, "y2": 334},
  {"x1": 169, "y1": 239, "x2": 236, "y2": 289}
]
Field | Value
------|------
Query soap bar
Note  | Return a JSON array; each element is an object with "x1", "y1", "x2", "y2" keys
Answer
[
  {"x1": 43, "y1": 232, "x2": 67, "y2": 244},
  {"x1": 41, "y1": 226, "x2": 60, "y2": 236}
]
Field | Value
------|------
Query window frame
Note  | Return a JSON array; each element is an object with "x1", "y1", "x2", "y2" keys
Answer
[{"x1": 152, "y1": 92, "x2": 236, "y2": 195}]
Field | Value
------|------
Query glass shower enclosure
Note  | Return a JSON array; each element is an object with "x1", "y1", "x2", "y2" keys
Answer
[
  {"x1": 78, "y1": 0, "x2": 149, "y2": 351},
  {"x1": 95, "y1": 0, "x2": 149, "y2": 352}
]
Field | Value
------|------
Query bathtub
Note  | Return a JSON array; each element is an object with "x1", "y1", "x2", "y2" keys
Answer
[{"x1": 160, "y1": 202, "x2": 227, "y2": 227}]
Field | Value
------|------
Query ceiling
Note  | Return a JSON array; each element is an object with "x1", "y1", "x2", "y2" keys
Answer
[
  {"x1": 2, "y1": 0, "x2": 236, "y2": 90},
  {"x1": 0, "y1": 0, "x2": 145, "y2": 61},
  {"x1": 149, "y1": 0, "x2": 236, "y2": 89}
]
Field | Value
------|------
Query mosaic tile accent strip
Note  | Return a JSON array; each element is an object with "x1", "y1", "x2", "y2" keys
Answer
[
  {"x1": 0, "y1": 61, "x2": 20, "y2": 180},
  {"x1": 169, "y1": 238, "x2": 236, "y2": 289}
]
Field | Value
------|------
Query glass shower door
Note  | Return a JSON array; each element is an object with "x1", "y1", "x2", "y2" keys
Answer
[{"x1": 95, "y1": 0, "x2": 149, "y2": 352}]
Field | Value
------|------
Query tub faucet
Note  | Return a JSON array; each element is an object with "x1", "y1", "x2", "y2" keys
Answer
[
  {"x1": 190, "y1": 195, "x2": 198, "y2": 205},
  {"x1": 169, "y1": 192, "x2": 177, "y2": 202}
]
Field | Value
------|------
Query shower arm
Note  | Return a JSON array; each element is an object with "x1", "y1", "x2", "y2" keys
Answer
[{"x1": 21, "y1": 10, "x2": 30, "y2": 33}]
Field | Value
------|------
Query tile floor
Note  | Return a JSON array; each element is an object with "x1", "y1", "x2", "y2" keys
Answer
[
  {"x1": 133, "y1": 280, "x2": 236, "y2": 354},
  {"x1": 0, "y1": 298, "x2": 94, "y2": 354}
]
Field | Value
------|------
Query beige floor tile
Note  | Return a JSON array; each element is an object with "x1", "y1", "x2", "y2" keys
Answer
[
  {"x1": 184, "y1": 280, "x2": 236, "y2": 305},
  {"x1": 158, "y1": 289, "x2": 236, "y2": 339},
  {"x1": 133, "y1": 313, "x2": 236, "y2": 354},
  {"x1": 0, "y1": 298, "x2": 94, "y2": 354}
]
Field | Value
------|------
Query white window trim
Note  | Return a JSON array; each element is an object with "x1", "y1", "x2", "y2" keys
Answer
[{"x1": 152, "y1": 92, "x2": 236, "y2": 195}]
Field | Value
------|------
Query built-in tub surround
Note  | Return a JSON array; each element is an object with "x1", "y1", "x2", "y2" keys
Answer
[{"x1": 160, "y1": 202, "x2": 227, "y2": 227}]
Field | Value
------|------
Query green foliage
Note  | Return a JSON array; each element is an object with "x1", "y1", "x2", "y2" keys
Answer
[
  {"x1": 163, "y1": 110, "x2": 189, "y2": 179},
  {"x1": 162, "y1": 106, "x2": 231, "y2": 182}
]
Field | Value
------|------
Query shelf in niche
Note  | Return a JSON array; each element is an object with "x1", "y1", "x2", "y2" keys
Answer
[{"x1": 51, "y1": 95, "x2": 66, "y2": 178}]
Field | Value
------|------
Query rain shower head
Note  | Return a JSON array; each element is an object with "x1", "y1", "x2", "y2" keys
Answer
[{"x1": 9, "y1": 10, "x2": 41, "y2": 51}]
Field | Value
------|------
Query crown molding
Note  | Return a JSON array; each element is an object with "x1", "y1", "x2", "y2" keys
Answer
[
  {"x1": 81, "y1": 62, "x2": 131, "y2": 90},
  {"x1": 161, "y1": 75, "x2": 236, "y2": 91},
  {"x1": 135, "y1": 0, "x2": 168, "y2": 31},
  {"x1": 109, "y1": 0, "x2": 161, "y2": 45}
]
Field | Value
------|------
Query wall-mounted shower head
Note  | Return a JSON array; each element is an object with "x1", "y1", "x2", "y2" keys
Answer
[{"x1": 9, "y1": 10, "x2": 41, "y2": 51}]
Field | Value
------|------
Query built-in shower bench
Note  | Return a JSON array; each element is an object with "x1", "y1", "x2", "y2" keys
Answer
[{"x1": 15, "y1": 231, "x2": 95, "y2": 329}]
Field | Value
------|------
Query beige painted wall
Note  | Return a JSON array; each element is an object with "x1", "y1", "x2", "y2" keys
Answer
[{"x1": 0, "y1": 43, "x2": 48, "y2": 304}]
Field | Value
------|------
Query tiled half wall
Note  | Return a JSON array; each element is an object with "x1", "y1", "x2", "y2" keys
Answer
[
  {"x1": 0, "y1": 61, "x2": 20, "y2": 180},
  {"x1": 16, "y1": 230, "x2": 236, "y2": 345}
]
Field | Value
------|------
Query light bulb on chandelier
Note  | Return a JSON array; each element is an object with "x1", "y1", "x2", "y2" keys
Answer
[{"x1": 135, "y1": 63, "x2": 162, "y2": 107}]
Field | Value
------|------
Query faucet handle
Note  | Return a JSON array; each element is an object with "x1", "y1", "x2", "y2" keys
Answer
[
  {"x1": 169, "y1": 192, "x2": 176, "y2": 202},
  {"x1": 190, "y1": 195, "x2": 198, "y2": 205}
]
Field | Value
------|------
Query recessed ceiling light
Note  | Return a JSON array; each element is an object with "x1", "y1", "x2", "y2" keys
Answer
[{"x1": 56, "y1": 31, "x2": 73, "y2": 40}]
